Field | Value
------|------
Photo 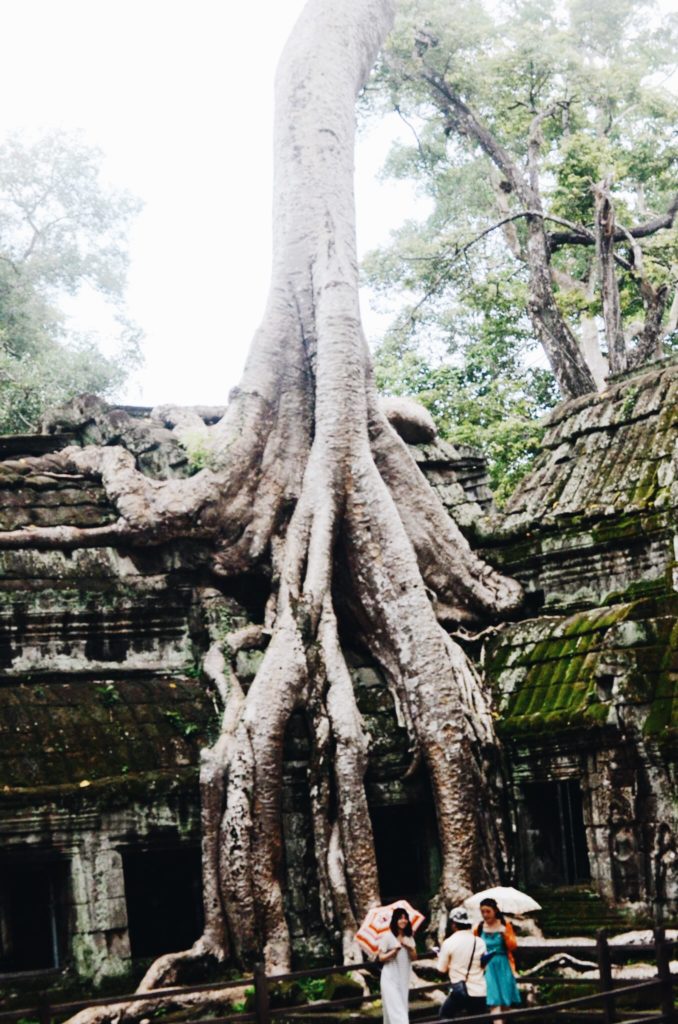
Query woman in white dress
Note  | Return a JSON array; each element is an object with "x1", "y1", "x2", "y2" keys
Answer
[{"x1": 378, "y1": 908, "x2": 417, "y2": 1024}]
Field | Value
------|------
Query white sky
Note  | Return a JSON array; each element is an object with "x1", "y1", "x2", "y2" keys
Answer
[{"x1": 0, "y1": 0, "x2": 415, "y2": 408}]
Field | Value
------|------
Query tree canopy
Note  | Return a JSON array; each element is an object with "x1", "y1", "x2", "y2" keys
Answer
[
  {"x1": 364, "y1": 0, "x2": 678, "y2": 496},
  {"x1": 0, "y1": 130, "x2": 142, "y2": 433}
]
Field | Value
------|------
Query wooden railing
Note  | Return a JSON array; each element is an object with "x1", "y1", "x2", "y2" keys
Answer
[{"x1": 0, "y1": 929, "x2": 674, "y2": 1024}]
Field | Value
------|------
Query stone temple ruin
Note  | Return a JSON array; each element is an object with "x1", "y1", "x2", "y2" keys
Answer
[{"x1": 0, "y1": 358, "x2": 676, "y2": 987}]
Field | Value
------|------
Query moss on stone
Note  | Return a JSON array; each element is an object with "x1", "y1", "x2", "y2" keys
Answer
[
  {"x1": 491, "y1": 598, "x2": 678, "y2": 748},
  {"x1": 322, "y1": 973, "x2": 364, "y2": 1003},
  {"x1": 0, "y1": 675, "x2": 215, "y2": 791},
  {"x1": 602, "y1": 576, "x2": 672, "y2": 605}
]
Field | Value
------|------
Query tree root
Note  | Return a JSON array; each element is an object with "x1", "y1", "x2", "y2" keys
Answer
[
  {"x1": 66, "y1": 980, "x2": 246, "y2": 1024},
  {"x1": 367, "y1": 392, "x2": 523, "y2": 623}
]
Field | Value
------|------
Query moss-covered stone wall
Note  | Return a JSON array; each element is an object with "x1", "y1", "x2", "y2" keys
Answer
[{"x1": 481, "y1": 359, "x2": 678, "y2": 921}]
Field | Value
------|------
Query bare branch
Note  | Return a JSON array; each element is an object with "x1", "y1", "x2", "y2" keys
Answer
[
  {"x1": 549, "y1": 192, "x2": 678, "y2": 249},
  {"x1": 489, "y1": 165, "x2": 523, "y2": 259},
  {"x1": 609, "y1": 211, "x2": 673, "y2": 369},
  {"x1": 0, "y1": 253, "x2": 20, "y2": 274},
  {"x1": 403, "y1": 211, "x2": 594, "y2": 266},
  {"x1": 413, "y1": 64, "x2": 597, "y2": 396},
  {"x1": 394, "y1": 105, "x2": 430, "y2": 167},
  {"x1": 594, "y1": 180, "x2": 627, "y2": 375},
  {"x1": 527, "y1": 105, "x2": 560, "y2": 196}
]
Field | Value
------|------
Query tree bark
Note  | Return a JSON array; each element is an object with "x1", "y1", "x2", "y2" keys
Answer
[
  {"x1": 551, "y1": 266, "x2": 609, "y2": 390},
  {"x1": 629, "y1": 280, "x2": 669, "y2": 369},
  {"x1": 595, "y1": 182, "x2": 627, "y2": 375}
]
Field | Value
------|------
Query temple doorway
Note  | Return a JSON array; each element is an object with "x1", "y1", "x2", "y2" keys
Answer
[
  {"x1": 121, "y1": 845, "x2": 203, "y2": 958},
  {"x1": 370, "y1": 801, "x2": 441, "y2": 910},
  {"x1": 0, "y1": 854, "x2": 68, "y2": 971},
  {"x1": 519, "y1": 779, "x2": 590, "y2": 885}
]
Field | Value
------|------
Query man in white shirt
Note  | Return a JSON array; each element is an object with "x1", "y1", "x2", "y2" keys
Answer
[{"x1": 437, "y1": 907, "x2": 487, "y2": 1018}]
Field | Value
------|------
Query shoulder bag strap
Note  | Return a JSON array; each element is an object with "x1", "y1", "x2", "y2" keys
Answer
[{"x1": 464, "y1": 938, "x2": 476, "y2": 982}]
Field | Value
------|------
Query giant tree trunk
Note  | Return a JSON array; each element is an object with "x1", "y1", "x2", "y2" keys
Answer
[{"x1": 1, "y1": 0, "x2": 523, "y2": 985}]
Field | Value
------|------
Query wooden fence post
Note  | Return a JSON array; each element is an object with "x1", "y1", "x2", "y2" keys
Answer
[
  {"x1": 654, "y1": 927, "x2": 675, "y2": 1024},
  {"x1": 597, "y1": 928, "x2": 616, "y2": 1024},
  {"x1": 253, "y1": 962, "x2": 271, "y2": 1024},
  {"x1": 38, "y1": 998, "x2": 51, "y2": 1024}
]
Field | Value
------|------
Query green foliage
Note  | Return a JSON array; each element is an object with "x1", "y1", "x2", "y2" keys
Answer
[
  {"x1": 94, "y1": 683, "x2": 121, "y2": 707},
  {"x1": 298, "y1": 977, "x2": 326, "y2": 1001},
  {"x1": 180, "y1": 429, "x2": 215, "y2": 474},
  {"x1": 550, "y1": 134, "x2": 612, "y2": 224},
  {"x1": 365, "y1": 0, "x2": 678, "y2": 500},
  {"x1": 232, "y1": 986, "x2": 255, "y2": 1012},
  {"x1": 0, "y1": 335, "x2": 132, "y2": 434},
  {"x1": 375, "y1": 336, "x2": 554, "y2": 504},
  {"x1": 621, "y1": 384, "x2": 640, "y2": 418},
  {"x1": 373, "y1": 275, "x2": 558, "y2": 502},
  {"x1": 0, "y1": 130, "x2": 142, "y2": 434},
  {"x1": 162, "y1": 708, "x2": 201, "y2": 738}
]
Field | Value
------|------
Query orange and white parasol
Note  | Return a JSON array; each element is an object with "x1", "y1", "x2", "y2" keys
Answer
[{"x1": 355, "y1": 899, "x2": 424, "y2": 956}]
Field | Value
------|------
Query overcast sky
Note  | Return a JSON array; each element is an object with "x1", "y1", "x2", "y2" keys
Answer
[{"x1": 0, "y1": 0, "x2": 415, "y2": 408}]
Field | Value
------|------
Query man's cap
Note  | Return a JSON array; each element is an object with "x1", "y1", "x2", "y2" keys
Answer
[{"x1": 449, "y1": 907, "x2": 471, "y2": 925}]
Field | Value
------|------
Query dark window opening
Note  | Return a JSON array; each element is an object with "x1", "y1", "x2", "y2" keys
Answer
[
  {"x1": 596, "y1": 674, "x2": 615, "y2": 701},
  {"x1": 370, "y1": 802, "x2": 441, "y2": 911},
  {"x1": 523, "y1": 589, "x2": 545, "y2": 616},
  {"x1": 520, "y1": 779, "x2": 590, "y2": 886},
  {"x1": 0, "y1": 855, "x2": 68, "y2": 972},
  {"x1": 217, "y1": 574, "x2": 269, "y2": 624},
  {"x1": 122, "y1": 846, "x2": 203, "y2": 958}
]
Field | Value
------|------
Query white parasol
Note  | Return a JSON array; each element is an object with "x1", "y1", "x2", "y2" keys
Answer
[{"x1": 464, "y1": 886, "x2": 541, "y2": 915}]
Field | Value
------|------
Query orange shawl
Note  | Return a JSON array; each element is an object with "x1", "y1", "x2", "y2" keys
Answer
[{"x1": 474, "y1": 920, "x2": 517, "y2": 973}]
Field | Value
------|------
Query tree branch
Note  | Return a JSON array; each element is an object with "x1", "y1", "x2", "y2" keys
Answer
[
  {"x1": 420, "y1": 68, "x2": 528, "y2": 202},
  {"x1": 594, "y1": 180, "x2": 627, "y2": 375},
  {"x1": 527, "y1": 105, "x2": 560, "y2": 197},
  {"x1": 394, "y1": 105, "x2": 430, "y2": 168},
  {"x1": 403, "y1": 211, "x2": 597, "y2": 266},
  {"x1": 0, "y1": 253, "x2": 20, "y2": 274},
  {"x1": 611, "y1": 209, "x2": 672, "y2": 368},
  {"x1": 489, "y1": 165, "x2": 523, "y2": 259},
  {"x1": 415, "y1": 62, "x2": 597, "y2": 396},
  {"x1": 629, "y1": 282, "x2": 669, "y2": 368},
  {"x1": 664, "y1": 285, "x2": 678, "y2": 339},
  {"x1": 549, "y1": 192, "x2": 678, "y2": 249}
]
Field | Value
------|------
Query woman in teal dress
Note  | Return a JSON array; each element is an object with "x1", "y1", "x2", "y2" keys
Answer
[{"x1": 475, "y1": 898, "x2": 521, "y2": 1018}]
